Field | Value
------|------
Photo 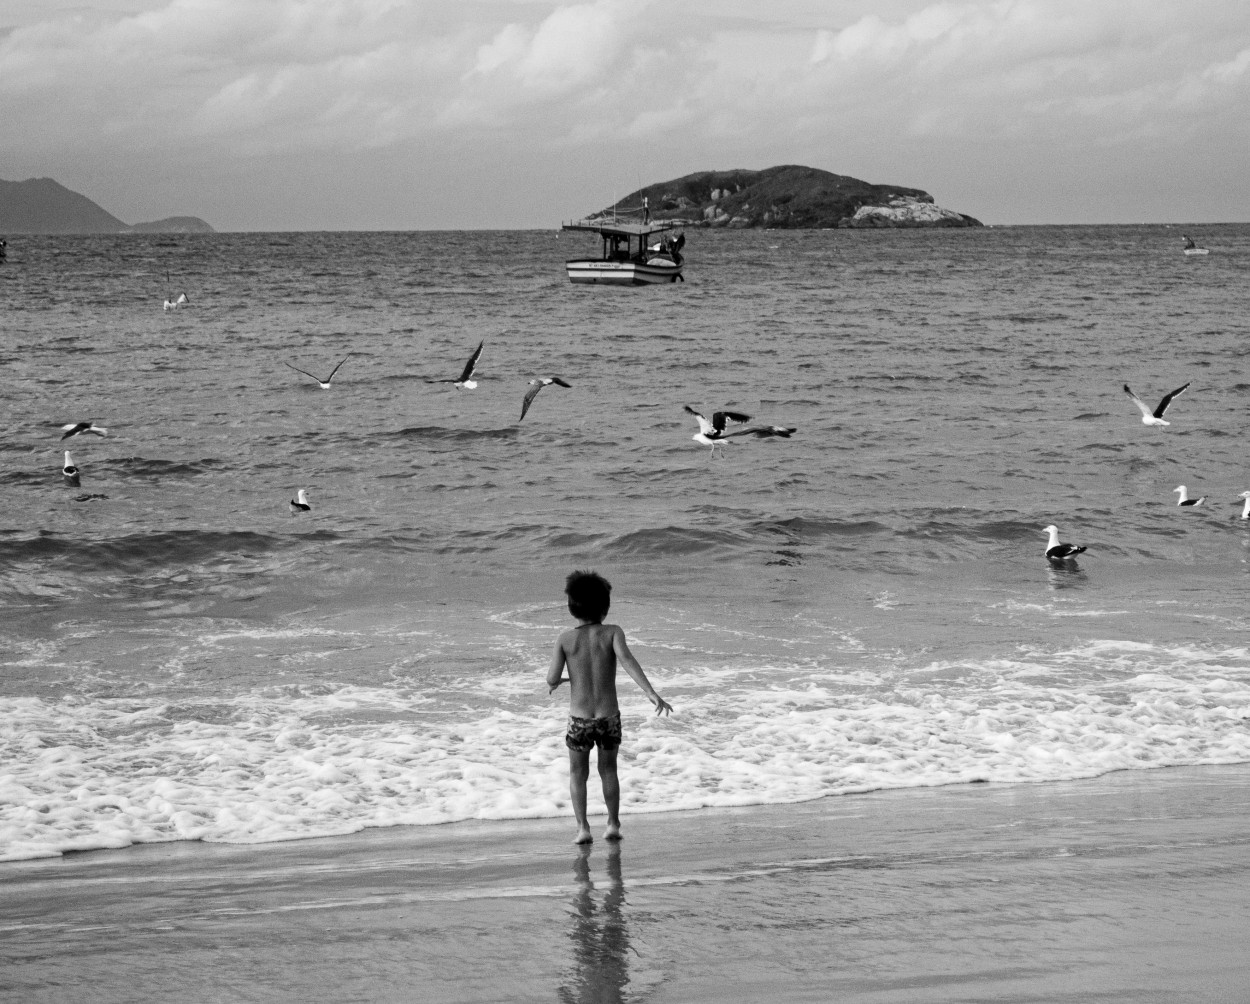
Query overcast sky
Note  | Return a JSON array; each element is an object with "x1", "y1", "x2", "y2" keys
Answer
[{"x1": 2, "y1": 0, "x2": 1247, "y2": 230}]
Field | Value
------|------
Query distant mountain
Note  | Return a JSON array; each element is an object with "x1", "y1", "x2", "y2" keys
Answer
[
  {"x1": 591, "y1": 165, "x2": 981, "y2": 229},
  {"x1": 0, "y1": 177, "x2": 214, "y2": 234}
]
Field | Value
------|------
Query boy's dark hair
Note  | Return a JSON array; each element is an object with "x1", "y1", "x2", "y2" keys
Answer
[{"x1": 565, "y1": 570, "x2": 611, "y2": 623}]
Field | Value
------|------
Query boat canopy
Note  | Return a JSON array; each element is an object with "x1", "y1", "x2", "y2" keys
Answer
[{"x1": 561, "y1": 219, "x2": 679, "y2": 238}]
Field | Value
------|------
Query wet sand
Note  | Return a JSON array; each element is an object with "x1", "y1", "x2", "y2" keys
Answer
[{"x1": 2, "y1": 765, "x2": 1247, "y2": 1003}]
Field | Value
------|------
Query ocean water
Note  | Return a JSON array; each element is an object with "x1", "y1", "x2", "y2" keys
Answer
[{"x1": 1, "y1": 224, "x2": 1249, "y2": 862}]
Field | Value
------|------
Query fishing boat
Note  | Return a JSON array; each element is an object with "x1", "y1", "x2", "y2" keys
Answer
[
  {"x1": 1182, "y1": 234, "x2": 1210, "y2": 256},
  {"x1": 561, "y1": 219, "x2": 685, "y2": 285}
]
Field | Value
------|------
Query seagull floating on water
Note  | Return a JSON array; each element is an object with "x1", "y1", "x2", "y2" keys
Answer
[
  {"x1": 427, "y1": 340, "x2": 484, "y2": 389},
  {"x1": 290, "y1": 489, "x2": 311, "y2": 512},
  {"x1": 60, "y1": 421, "x2": 107, "y2": 440},
  {"x1": 1174, "y1": 485, "x2": 1205, "y2": 507},
  {"x1": 1043, "y1": 524, "x2": 1085, "y2": 563},
  {"x1": 1123, "y1": 382, "x2": 1189, "y2": 427},
  {"x1": 286, "y1": 354, "x2": 350, "y2": 389},
  {"x1": 684, "y1": 406, "x2": 796, "y2": 455},
  {"x1": 1237, "y1": 491, "x2": 1250, "y2": 520},
  {"x1": 62, "y1": 450, "x2": 80, "y2": 486},
  {"x1": 519, "y1": 377, "x2": 571, "y2": 422},
  {"x1": 163, "y1": 292, "x2": 189, "y2": 311}
]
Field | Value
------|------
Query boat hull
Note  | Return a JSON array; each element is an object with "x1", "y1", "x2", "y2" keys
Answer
[
  {"x1": 1183, "y1": 248, "x2": 1210, "y2": 256},
  {"x1": 566, "y1": 258, "x2": 683, "y2": 285}
]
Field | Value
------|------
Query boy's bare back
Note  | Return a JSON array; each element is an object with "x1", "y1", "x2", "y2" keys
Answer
[
  {"x1": 556, "y1": 622, "x2": 627, "y2": 719},
  {"x1": 548, "y1": 620, "x2": 670, "y2": 720}
]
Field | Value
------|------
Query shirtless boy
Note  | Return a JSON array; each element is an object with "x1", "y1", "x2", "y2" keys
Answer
[{"x1": 548, "y1": 570, "x2": 672, "y2": 844}]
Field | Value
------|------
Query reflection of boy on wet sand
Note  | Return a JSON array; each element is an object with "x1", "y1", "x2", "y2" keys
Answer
[
  {"x1": 560, "y1": 844, "x2": 629, "y2": 1003},
  {"x1": 548, "y1": 570, "x2": 672, "y2": 844}
]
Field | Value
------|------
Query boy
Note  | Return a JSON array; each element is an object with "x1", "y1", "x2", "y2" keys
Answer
[{"x1": 548, "y1": 570, "x2": 672, "y2": 844}]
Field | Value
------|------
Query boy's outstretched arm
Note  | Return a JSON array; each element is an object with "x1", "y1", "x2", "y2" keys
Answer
[
  {"x1": 547, "y1": 638, "x2": 568, "y2": 694},
  {"x1": 612, "y1": 626, "x2": 673, "y2": 716}
]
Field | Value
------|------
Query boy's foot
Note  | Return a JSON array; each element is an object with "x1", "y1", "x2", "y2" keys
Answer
[
  {"x1": 574, "y1": 826, "x2": 594, "y2": 845},
  {"x1": 603, "y1": 822, "x2": 622, "y2": 841}
]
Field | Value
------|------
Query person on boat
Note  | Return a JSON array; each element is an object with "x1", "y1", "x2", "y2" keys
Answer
[
  {"x1": 642, "y1": 197, "x2": 650, "y2": 224},
  {"x1": 663, "y1": 232, "x2": 684, "y2": 265},
  {"x1": 1182, "y1": 234, "x2": 1196, "y2": 249}
]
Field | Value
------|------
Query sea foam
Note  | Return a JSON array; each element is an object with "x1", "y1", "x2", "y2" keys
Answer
[{"x1": 2, "y1": 641, "x2": 1247, "y2": 861}]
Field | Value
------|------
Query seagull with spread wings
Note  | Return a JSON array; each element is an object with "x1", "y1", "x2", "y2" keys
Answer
[
  {"x1": 684, "y1": 406, "x2": 796, "y2": 455},
  {"x1": 286, "y1": 354, "x2": 351, "y2": 389},
  {"x1": 519, "y1": 377, "x2": 571, "y2": 422},
  {"x1": 1123, "y1": 382, "x2": 1189, "y2": 427},
  {"x1": 427, "y1": 340, "x2": 484, "y2": 389},
  {"x1": 60, "y1": 421, "x2": 107, "y2": 440}
]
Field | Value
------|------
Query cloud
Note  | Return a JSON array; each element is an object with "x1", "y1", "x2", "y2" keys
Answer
[
  {"x1": 1, "y1": 0, "x2": 1247, "y2": 227},
  {"x1": 1203, "y1": 45, "x2": 1250, "y2": 84}
]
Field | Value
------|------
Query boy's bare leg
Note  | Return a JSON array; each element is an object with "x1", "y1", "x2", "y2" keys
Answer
[
  {"x1": 568, "y1": 747, "x2": 593, "y2": 844},
  {"x1": 598, "y1": 746, "x2": 622, "y2": 840}
]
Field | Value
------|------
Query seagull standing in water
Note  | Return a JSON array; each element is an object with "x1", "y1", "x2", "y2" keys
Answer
[
  {"x1": 62, "y1": 451, "x2": 80, "y2": 486},
  {"x1": 427, "y1": 340, "x2": 484, "y2": 389},
  {"x1": 163, "y1": 269, "x2": 189, "y2": 310},
  {"x1": 286, "y1": 354, "x2": 350, "y2": 389},
  {"x1": 60, "y1": 421, "x2": 107, "y2": 440},
  {"x1": 519, "y1": 377, "x2": 571, "y2": 422},
  {"x1": 684, "y1": 406, "x2": 796, "y2": 455},
  {"x1": 1124, "y1": 382, "x2": 1190, "y2": 427},
  {"x1": 1043, "y1": 524, "x2": 1086, "y2": 563},
  {"x1": 290, "y1": 489, "x2": 311, "y2": 512},
  {"x1": 1174, "y1": 485, "x2": 1205, "y2": 507}
]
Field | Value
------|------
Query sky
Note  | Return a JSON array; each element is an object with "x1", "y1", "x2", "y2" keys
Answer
[{"x1": 1, "y1": 0, "x2": 1247, "y2": 230}]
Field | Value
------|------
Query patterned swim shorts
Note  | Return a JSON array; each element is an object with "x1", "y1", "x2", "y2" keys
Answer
[{"x1": 564, "y1": 711, "x2": 622, "y2": 752}]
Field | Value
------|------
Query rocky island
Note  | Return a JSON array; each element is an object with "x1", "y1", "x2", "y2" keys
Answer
[
  {"x1": 591, "y1": 165, "x2": 980, "y2": 229},
  {"x1": 0, "y1": 177, "x2": 214, "y2": 234}
]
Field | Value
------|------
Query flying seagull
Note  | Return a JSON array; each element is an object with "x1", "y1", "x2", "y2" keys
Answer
[
  {"x1": 61, "y1": 421, "x2": 107, "y2": 440},
  {"x1": 684, "y1": 406, "x2": 796, "y2": 454},
  {"x1": 62, "y1": 450, "x2": 80, "y2": 486},
  {"x1": 1237, "y1": 491, "x2": 1250, "y2": 520},
  {"x1": 286, "y1": 354, "x2": 350, "y2": 389},
  {"x1": 427, "y1": 340, "x2": 484, "y2": 389},
  {"x1": 1123, "y1": 382, "x2": 1190, "y2": 427},
  {"x1": 1174, "y1": 485, "x2": 1205, "y2": 507},
  {"x1": 1043, "y1": 524, "x2": 1085, "y2": 563},
  {"x1": 519, "y1": 377, "x2": 571, "y2": 422},
  {"x1": 290, "y1": 489, "x2": 311, "y2": 513}
]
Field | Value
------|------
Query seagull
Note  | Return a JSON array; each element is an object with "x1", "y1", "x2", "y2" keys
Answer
[
  {"x1": 163, "y1": 292, "x2": 189, "y2": 311},
  {"x1": 62, "y1": 450, "x2": 80, "y2": 486},
  {"x1": 684, "y1": 406, "x2": 796, "y2": 454},
  {"x1": 1043, "y1": 524, "x2": 1086, "y2": 562},
  {"x1": 519, "y1": 377, "x2": 571, "y2": 422},
  {"x1": 1124, "y1": 382, "x2": 1189, "y2": 427},
  {"x1": 1237, "y1": 491, "x2": 1250, "y2": 520},
  {"x1": 286, "y1": 354, "x2": 350, "y2": 389},
  {"x1": 427, "y1": 340, "x2": 484, "y2": 389},
  {"x1": 60, "y1": 421, "x2": 108, "y2": 440},
  {"x1": 290, "y1": 489, "x2": 311, "y2": 512},
  {"x1": 1174, "y1": 485, "x2": 1205, "y2": 507}
]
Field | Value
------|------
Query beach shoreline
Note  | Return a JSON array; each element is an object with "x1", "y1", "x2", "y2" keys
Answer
[{"x1": 3, "y1": 763, "x2": 1247, "y2": 1003}]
